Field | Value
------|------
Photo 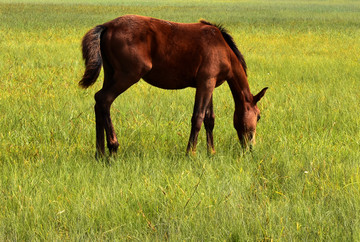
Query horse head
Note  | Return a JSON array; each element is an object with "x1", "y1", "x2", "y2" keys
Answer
[{"x1": 234, "y1": 87, "x2": 268, "y2": 149}]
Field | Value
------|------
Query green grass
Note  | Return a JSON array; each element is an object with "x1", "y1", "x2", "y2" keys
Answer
[{"x1": 1, "y1": 0, "x2": 360, "y2": 240}]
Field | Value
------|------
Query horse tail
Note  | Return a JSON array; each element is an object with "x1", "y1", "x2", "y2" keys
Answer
[{"x1": 79, "y1": 25, "x2": 107, "y2": 88}]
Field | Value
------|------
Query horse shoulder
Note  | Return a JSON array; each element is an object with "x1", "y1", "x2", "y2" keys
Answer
[{"x1": 195, "y1": 25, "x2": 232, "y2": 78}]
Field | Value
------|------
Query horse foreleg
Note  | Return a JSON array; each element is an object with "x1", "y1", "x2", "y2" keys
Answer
[
  {"x1": 186, "y1": 82, "x2": 215, "y2": 155},
  {"x1": 186, "y1": 110, "x2": 205, "y2": 155},
  {"x1": 204, "y1": 95, "x2": 215, "y2": 155}
]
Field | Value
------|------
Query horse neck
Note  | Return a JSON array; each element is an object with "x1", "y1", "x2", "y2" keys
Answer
[{"x1": 227, "y1": 65, "x2": 252, "y2": 110}]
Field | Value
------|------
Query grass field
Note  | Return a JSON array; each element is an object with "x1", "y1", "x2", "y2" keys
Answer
[{"x1": 1, "y1": 0, "x2": 360, "y2": 240}]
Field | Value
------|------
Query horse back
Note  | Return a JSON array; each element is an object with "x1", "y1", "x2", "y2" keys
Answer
[{"x1": 101, "y1": 15, "x2": 233, "y2": 89}]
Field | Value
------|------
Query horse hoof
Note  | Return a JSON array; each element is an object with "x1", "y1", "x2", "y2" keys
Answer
[
  {"x1": 95, "y1": 151, "x2": 105, "y2": 160},
  {"x1": 208, "y1": 149, "x2": 216, "y2": 155}
]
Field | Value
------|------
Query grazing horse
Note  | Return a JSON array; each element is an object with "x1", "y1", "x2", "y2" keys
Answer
[{"x1": 79, "y1": 15, "x2": 267, "y2": 156}]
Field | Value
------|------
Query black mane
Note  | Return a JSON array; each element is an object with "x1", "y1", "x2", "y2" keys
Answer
[{"x1": 200, "y1": 20, "x2": 247, "y2": 76}]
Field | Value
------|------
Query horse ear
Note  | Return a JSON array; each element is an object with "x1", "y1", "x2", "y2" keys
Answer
[{"x1": 253, "y1": 87, "x2": 268, "y2": 104}]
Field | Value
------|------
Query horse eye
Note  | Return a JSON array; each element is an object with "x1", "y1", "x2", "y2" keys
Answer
[{"x1": 257, "y1": 115, "x2": 261, "y2": 122}]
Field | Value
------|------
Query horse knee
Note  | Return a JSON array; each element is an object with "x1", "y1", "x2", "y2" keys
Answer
[{"x1": 192, "y1": 113, "x2": 205, "y2": 133}]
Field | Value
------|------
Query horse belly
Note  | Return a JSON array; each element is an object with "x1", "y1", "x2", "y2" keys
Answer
[
  {"x1": 142, "y1": 70, "x2": 196, "y2": 89},
  {"x1": 142, "y1": 54, "x2": 199, "y2": 90}
]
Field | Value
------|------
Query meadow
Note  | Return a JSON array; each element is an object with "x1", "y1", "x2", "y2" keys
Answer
[{"x1": 0, "y1": 0, "x2": 360, "y2": 240}]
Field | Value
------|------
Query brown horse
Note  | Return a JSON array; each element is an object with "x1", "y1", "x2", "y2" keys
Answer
[{"x1": 79, "y1": 15, "x2": 267, "y2": 156}]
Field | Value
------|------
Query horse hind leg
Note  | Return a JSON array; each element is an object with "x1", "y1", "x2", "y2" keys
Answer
[
  {"x1": 94, "y1": 71, "x2": 139, "y2": 157},
  {"x1": 95, "y1": 88, "x2": 120, "y2": 157},
  {"x1": 94, "y1": 98, "x2": 105, "y2": 157},
  {"x1": 95, "y1": 90, "x2": 119, "y2": 156}
]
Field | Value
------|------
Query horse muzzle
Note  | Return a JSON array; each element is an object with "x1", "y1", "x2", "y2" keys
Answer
[{"x1": 240, "y1": 131, "x2": 256, "y2": 149}]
